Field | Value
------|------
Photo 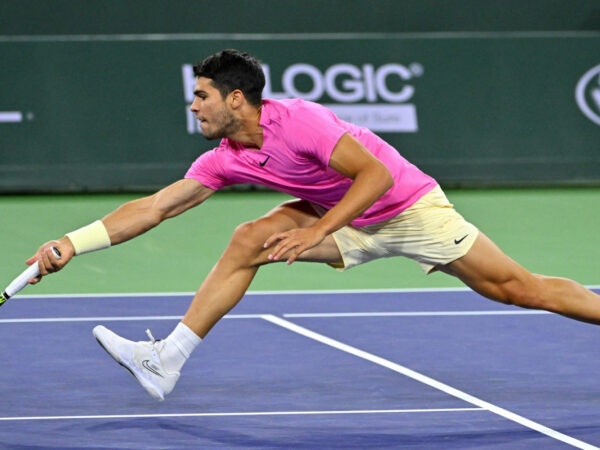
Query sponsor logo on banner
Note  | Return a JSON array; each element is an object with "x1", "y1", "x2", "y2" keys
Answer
[
  {"x1": 182, "y1": 61, "x2": 423, "y2": 134},
  {"x1": 575, "y1": 63, "x2": 600, "y2": 126}
]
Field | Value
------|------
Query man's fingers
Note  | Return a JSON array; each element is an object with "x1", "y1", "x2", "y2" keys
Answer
[
  {"x1": 267, "y1": 236, "x2": 299, "y2": 262},
  {"x1": 25, "y1": 255, "x2": 38, "y2": 266},
  {"x1": 285, "y1": 248, "x2": 302, "y2": 265},
  {"x1": 31, "y1": 243, "x2": 64, "y2": 278},
  {"x1": 44, "y1": 246, "x2": 62, "y2": 269},
  {"x1": 263, "y1": 233, "x2": 282, "y2": 250},
  {"x1": 268, "y1": 241, "x2": 293, "y2": 261},
  {"x1": 265, "y1": 231, "x2": 291, "y2": 259},
  {"x1": 264, "y1": 227, "x2": 323, "y2": 264},
  {"x1": 28, "y1": 274, "x2": 42, "y2": 285}
]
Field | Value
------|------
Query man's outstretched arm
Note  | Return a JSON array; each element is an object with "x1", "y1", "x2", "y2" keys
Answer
[{"x1": 29, "y1": 178, "x2": 215, "y2": 280}]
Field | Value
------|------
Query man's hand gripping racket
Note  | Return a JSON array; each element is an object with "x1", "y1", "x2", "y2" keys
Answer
[{"x1": 0, "y1": 247, "x2": 61, "y2": 307}]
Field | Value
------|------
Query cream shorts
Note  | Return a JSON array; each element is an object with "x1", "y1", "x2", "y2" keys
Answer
[{"x1": 317, "y1": 185, "x2": 479, "y2": 274}]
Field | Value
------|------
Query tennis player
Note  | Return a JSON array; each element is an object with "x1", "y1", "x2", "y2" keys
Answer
[{"x1": 30, "y1": 49, "x2": 600, "y2": 401}]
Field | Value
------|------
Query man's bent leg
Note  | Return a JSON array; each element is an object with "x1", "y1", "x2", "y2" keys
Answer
[
  {"x1": 92, "y1": 200, "x2": 344, "y2": 400},
  {"x1": 182, "y1": 200, "x2": 343, "y2": 338},
  {"x1": 441, "y1": 232, "x2": 600, "y2": 324}
]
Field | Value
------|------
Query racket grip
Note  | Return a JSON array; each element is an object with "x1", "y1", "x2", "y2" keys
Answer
[
  {"x1": 4, "y1": 264, "x2": 41, "y2": 298},
  {"x1": 3, "y1": 247, "x2": 61, "y2": 299}
]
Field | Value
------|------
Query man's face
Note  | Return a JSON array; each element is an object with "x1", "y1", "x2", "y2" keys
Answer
[{"x1": 190, "y1": 77, "x2": 240, "y2": 140}]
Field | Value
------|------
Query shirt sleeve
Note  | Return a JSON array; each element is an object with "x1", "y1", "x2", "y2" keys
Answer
[{"x1": 184, "y1": 148, "x2": 228, "y2": 191}]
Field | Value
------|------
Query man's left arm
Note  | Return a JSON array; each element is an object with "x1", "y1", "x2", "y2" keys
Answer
[{"x1": 265, "y1": 133, "x2": 393, "y2": 263}]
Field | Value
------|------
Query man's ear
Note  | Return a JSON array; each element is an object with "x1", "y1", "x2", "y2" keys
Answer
[{"x1": 229, "y1": 89, "x2": 244, "y2": 108}]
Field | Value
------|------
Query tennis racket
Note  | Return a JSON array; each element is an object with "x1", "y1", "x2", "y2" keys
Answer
[{"x1": 0, "y1": 247, "x2": 61, "y2": 307}]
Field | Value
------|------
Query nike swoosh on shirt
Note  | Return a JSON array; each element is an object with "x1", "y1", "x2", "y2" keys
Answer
[{"x1": 259, "y1": 155, "x2": 271, "y2": 167}]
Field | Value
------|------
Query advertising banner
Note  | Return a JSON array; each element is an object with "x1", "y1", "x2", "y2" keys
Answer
[{"x1": 1, "y1": 35, "x2": 598, "y2": 191}]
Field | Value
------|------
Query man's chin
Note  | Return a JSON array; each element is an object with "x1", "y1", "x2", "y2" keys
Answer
[{"x1": 200, "y1": 130, "x2": 219, "y2": 141}]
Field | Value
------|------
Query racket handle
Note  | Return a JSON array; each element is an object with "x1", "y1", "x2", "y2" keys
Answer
[{"x1": 3, "y1": 247, "x2": 61, "y2": 300}]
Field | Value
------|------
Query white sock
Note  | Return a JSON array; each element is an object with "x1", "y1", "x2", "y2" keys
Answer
[{"x1": 160, "y1": 322, "x2": 202, "y2": 373}]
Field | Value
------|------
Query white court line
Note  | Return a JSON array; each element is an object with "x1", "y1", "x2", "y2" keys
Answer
[
  {"x1": 0, "y1": 407, "x2": 482, "y2": 422},
  {"x1": 284, "y1": 310, "x2": 549, "y2": 318},
  {"x1": 262, "y1": 314, "x2": 598, "y2": 450},
  {"x1": 13, "y1": 287, "x2": 473, "y2": 299},
  {"x1": 0, "y1": 310, "x2": 551, "y2": 324}
]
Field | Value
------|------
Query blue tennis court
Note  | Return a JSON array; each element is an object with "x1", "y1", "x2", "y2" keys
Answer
[{"x1": 2, "y1": 288, "x2": 600, "y2": 449}]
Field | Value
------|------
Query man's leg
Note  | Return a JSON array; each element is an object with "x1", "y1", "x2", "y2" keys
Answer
[
  {"x1": 440, "y1": 232, "x2": 600, "y2": 324},
  {"x1": 181, "y1": 199, "x2": 343, "y2": 338},
  {"x1": 94, "y1": 200, "x2": 343, "y2": 399}
]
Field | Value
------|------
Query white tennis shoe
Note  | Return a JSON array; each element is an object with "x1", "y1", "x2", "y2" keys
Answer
[{"x1": 92, "y1": 325, "x2": 180, "y2": 401}]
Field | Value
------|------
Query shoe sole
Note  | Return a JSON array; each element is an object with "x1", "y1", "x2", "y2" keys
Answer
[{"x1": 94, "y1": 330, "x2": 165, "y2": 401}]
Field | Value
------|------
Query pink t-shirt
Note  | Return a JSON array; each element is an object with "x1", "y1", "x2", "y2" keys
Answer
[{"x1": 185, "y1": 98, "x2": 437, "y2": 227}]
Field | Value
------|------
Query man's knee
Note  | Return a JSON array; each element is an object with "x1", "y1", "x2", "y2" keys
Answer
[
  {"x1": 229, "y1": 220, "x2": 268, "y2": 252},
  {"x1": 226, "y1": 217, "x2": 286, "y2": 267}
]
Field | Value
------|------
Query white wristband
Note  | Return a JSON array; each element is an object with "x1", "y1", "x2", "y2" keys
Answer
[{"x1": 65, "y1": 220, "x2": 111, "y2": 255}]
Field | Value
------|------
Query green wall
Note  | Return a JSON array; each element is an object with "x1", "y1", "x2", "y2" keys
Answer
[
  {"x1": 2, "y1": 1, "x2": 600, "y2": 34},
  {"x1": 1, "y1": 2, "x2": 599, "y2": 192}
]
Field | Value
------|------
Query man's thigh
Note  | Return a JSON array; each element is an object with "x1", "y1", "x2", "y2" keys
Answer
[
  {"x1": 262, "y1": 199, "x2": 343, "y2": 264},
  {"x1": 440, "y1": 232, "x2": 536, "y2": 303}
]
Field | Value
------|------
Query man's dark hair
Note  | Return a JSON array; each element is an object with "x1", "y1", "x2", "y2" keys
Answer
[{"x1": 193, "y1": 49, "x2": 265, "y2": 106}]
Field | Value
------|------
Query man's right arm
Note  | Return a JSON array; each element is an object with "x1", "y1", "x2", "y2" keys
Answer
[
  {"x1": 102, "y1": 178, "x2": 214, "y2": 246},
  {"x1": 30, "y1": 178, "x2": 214, "y2": 279}
]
